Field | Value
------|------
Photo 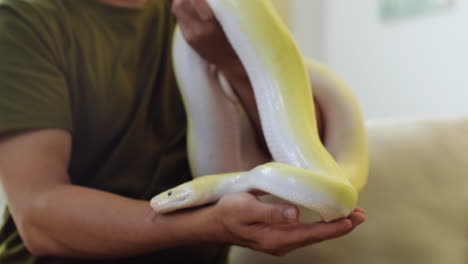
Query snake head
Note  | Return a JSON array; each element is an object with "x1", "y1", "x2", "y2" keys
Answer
[
  {"x1": 150, "y1": 174, "x2": 234, "y2": 214},
  {"x1": 150, "y1": 186, "x2": 195, "y2": 214}
]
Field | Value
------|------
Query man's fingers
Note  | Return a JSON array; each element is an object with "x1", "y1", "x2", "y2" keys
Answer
[
  {"x1": 302, "y1": 218, "x2": 353, "y2": 241},
  {"x1": 269, "y1": 218, "x2": 353, "y2": 247},
  {"x1": 222, "y1": 193, "x2": 299, "y2": 225},
  {"x1": 172, "y1": 0, "x2": 200, "y2": 21},
  {"x1": 290, "y1": 209, "x2": 365, "y2": 243},
  {"x1": 348, "y1": 209, "x2": 366, "y2": 229},
  {"x1": 173, "y1": 0, "x2": 214, "y2": 22},
  {"x1": 248, "y1": 218, "x2": 353, "y2": 256},
  {"x1": 354, "y1": 207, "x2": 365, "y2": 214},
  {"x1": 248, "y1": 202, "x2": 300, "y2": 225},
  {"x1": 191, "y1": 0, "x2": 215, "y2": 21},
  {"x1": 276, "y1": 214, "x2": 362, "y2": 254}
]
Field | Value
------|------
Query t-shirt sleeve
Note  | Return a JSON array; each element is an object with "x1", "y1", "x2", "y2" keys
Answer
[{"x1": 0, "y1": 7, "x2": 72, "y2": 135}]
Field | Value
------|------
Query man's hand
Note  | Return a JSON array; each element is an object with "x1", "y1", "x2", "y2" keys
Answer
[
  {"x1": 172, "y1": 0, "x2": 244, "y2": 76},
  {"x1": 172, "y1": 0, "x2": 270, "y2": 153},
  {"x1": 171, "y1": 0, "x2": 325, "y2": 141},
  {"x1": 208, "y1": 193, "x2": 365, "y2": 256}
]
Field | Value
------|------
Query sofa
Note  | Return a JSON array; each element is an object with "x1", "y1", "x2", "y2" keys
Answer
[{"x1": 229, "y1": 118, "x2": 468, "y2": 264}]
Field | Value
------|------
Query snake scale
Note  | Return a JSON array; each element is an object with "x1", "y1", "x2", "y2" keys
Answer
[{"x1": 150, "y1": 0, "x2": 368, "y2": 222}]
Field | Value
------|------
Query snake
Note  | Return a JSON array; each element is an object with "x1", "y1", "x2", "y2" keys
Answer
[{"x1": 150, "y1": 0, "x2": 369, "y2": 222}]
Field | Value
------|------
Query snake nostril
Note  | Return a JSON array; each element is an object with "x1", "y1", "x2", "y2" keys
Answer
[{"x1": 168, "y1": 191, "x2": 173, "y2": 196}]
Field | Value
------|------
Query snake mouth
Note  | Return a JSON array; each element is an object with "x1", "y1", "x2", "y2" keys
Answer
[{"x1": 150, "y1": 191, "x2": 191, "y2": 213}]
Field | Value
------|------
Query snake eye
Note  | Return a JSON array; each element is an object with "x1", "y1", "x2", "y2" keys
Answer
[{"x1": 168, "y1": 191, "x2": 172, "y2": 196}]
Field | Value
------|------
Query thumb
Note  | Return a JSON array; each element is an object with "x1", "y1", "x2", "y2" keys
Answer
[{"x1": 251, "y1": 202, "x2": 300, "y2": 225}]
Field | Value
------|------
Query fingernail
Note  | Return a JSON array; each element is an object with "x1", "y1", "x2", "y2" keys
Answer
[{"x1": 283, "y1": 207, "x2": 297, "y2": 220}]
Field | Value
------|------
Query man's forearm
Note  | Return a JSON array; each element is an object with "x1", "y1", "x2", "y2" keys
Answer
[
  {"x1": 222, "y1": 68, "x2": 262, "y2": 130},
  {"x1": 217, "y1": 64, "x2": 269, "y2": 153},
  {"x1": 219, "y1": 64, "x2": 324, "y2": 149},
  {"x1": 24, "y1": 185, "x2": 217, "y2": 258}
]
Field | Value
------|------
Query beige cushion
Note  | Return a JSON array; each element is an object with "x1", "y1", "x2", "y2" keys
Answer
[{"x1": 229, "y1": 118, "x2": 468, "y2": 264}]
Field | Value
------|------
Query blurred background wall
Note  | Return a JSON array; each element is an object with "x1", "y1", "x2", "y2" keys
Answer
[{"x1": 273, "y1": 0, "x2": 468, "y2": 120}]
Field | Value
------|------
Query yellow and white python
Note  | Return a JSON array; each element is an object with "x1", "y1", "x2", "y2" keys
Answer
[{"x1": 150, "y1": 0, "x2": 368, "y2": 222}]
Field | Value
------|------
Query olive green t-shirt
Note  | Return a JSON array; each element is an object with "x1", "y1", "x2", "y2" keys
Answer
[{"x1": 0, "y1": 0, "x2": 228, "y2": 263}]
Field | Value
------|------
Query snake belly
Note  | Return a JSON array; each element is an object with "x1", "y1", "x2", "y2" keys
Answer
[{"x1": 150, "y1": 0, "x2": 368, "y2": 222}]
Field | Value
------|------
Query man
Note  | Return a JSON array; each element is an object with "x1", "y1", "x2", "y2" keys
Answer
[{"x1": 0, "y1": 0, "x2": 365, "y2": 263}]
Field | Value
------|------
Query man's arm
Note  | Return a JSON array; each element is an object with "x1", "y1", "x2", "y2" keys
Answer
[
  {"x1": 173, "y1": 0, "x2": 324, "y2": 149},
  {"x1": 0, "y1": 129, "x2": 218, "y2": 258},
  {"x1": 0, "y1": 129, "x2": 363, "y2": 258}
]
